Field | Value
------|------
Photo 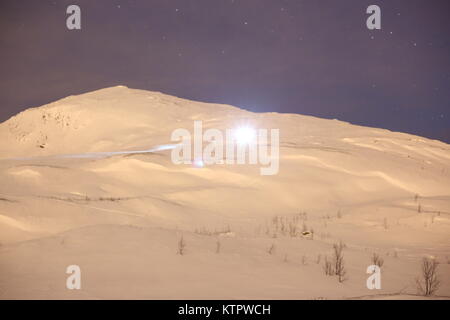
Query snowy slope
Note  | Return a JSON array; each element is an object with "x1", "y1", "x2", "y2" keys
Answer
[{"x1": 0, "y1": 86, "x2": 449, "y2": 299}]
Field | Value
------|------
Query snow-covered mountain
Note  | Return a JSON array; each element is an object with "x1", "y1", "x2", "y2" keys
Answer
[{"x1": 0, "y1": 86, "x2": 449, "y2": 299}]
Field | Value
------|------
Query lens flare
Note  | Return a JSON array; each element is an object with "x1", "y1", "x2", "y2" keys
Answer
[
  {"x1": 194, "y1": 159, "x2": 204, "y2": 168},
  {"x1": 234, "y1": 127, "x2": 256, "y2": 144}
]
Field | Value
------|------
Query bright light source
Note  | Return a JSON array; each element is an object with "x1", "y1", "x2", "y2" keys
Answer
[
  {"x1": 193, "y1": 159, "x2": 204, "y2": 168},
  {"x1": 234, "y1": 127, "x2": 256, "y2": 144}
]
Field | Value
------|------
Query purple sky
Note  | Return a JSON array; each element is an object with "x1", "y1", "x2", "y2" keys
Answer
[{"x1": 1, "y1": 0, "x2": 449, "y2": 142}]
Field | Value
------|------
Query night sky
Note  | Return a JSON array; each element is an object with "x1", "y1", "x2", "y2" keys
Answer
[{"x1": 1, "y1": 0, "x2": 449, "y2": 142}]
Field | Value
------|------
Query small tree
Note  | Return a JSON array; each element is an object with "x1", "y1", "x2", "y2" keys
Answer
[
  {"x1": 177, "y1": 236, "x2": 186, "y2": 255},
  {"x1": 215, "y1": 239, "x2": 221, "y2": 254},
  {"x1": 267, "y1": 243, "x2": 276, "y2": 255},
  {"x1": 416, "y1": 257, "x2": 440, "y2": 296},
  {"x1": 372, "y1": 253, "x2": 384, "y2": 267},
  {"x1": 333, "y1": 241, "x2": 346, "y2": 282},
  {"x1": 323, "y1": 256, "x2": 334, "y2": 275}
]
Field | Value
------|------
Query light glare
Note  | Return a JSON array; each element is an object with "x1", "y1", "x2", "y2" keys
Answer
[{"x1": 234, "y1": 127, "x2": 256, "y2": 144}]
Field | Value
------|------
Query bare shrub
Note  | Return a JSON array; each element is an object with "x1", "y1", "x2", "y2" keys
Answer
[
  {"x1": 416, "y1": 257, "x2": 440, "y2": 296},
  {"x1": 272, "y1": 216, "x2": 279, "y2": 233},
  {"x1": 194, "y1": 225, "x2": 231, "y2": 236},
  {"x1": 279, "y1": 217, "x2": 287, "y2": 236},
  {"x1": 215, "y1": 239, "x2": 221, "y2": 254},
  {"x1": 177, "y1": 236, "x2": 186, "y2": 255},
  {"x1": 323, "y1": 256, "x2": 334, "y2": 275},
  {"x1": 372, "y1": 253, "x2": 384, "y2": 267},
  {"x1": 333, "y1": 241, "x2": 346, "y2": 282},
  {"x1": 267, "y1": 214, "x2": 311, "y2": 238},
  {"x1": 337, "y1": 210, "x2": 342, "y2": 219},
  {"x1": 267, "y1": 243, "x2": 276, "y2": 255}
]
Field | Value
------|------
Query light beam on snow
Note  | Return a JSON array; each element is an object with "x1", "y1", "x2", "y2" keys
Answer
[{"x1": 6, "y1": 144, "x2": 178, "y2": 161}]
